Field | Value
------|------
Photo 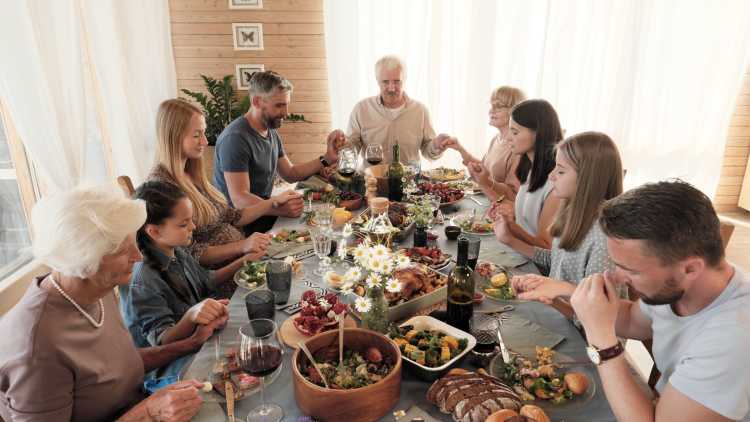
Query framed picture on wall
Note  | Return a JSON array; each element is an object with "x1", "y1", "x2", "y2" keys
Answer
[
  {"x1": 232, "y1": 23, "x2": 264, "y2": 50},
  {"x1": 229, "y1": 0, "x2": 262, "y2": 9},
  {"x1": 236, "y1": 64, "x2": 265, "y2": 90}
]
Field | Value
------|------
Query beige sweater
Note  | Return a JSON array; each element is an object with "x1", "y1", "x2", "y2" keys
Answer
[{"x1": 346, "y1": 94, "x2": 442, "y2": 169}]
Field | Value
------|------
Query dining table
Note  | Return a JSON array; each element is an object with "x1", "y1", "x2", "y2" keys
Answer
[{"x1": 182, "y1": 190, "x2": 631, "y2": 422}]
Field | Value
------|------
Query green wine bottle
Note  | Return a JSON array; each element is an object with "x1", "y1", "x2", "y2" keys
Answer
[
  {"x1": 388, "y1": 144, "x2": 404, "y2": 202},
  {"x1": 447, "y1": 236, "x2": 474, "y2": 332}
]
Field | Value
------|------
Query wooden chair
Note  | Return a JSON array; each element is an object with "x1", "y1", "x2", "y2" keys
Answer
[
  {"x1": 644, "y1": 220, "x2": 735, "y2": 390},
  {"x1": 117, "y1": 175, "x2": 135, "y2": 197}
]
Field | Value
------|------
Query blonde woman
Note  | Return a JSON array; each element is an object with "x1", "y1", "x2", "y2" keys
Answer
[
  {"x1": 446, "y1": 86, "x2": 526, "y2": 201},
  {"x1": 149, "y1": 99, "x2": 296, "y2": 295},
  {"x1": 496, "y1": 132, "x2": 624, "y2": 308}
]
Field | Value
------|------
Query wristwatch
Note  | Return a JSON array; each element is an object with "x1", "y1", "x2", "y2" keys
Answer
[
  {"x1": 319, "y1": 155, "x2": 330, "y2": 167},
  {"x1": 586, "y1": 341, "x2": 624, "y2": 365}
]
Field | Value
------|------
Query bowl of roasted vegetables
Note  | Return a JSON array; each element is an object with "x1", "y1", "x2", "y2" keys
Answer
[
  {"x1": 388, "y1": 315, "x2": 476, "y2": 381},
  {"x1": 292, "y1": 328, "x2": 402, "y2": 422},
  {"x1": 233, "y1": 261, "x2": 266, "y2": 290}
]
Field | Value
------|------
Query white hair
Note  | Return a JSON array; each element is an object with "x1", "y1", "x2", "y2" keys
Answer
[
  {"x1": 374, "y1": 55, "x2": 406, "y2": 81},
  {"x1": 31, "y1": 184, "x2": 147, "y2": 278}
]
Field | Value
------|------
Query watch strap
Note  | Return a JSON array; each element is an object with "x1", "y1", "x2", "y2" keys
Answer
[
  {"x1": 319, "y1": 155, "x2": 330, "y2": 167},
  {"x1": 595, "y1": 342, "x2": 624, "y2": 362}
]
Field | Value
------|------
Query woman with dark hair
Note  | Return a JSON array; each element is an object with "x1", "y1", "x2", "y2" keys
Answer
[
  {"x1": 119, "y1": 181, "x2": 246, "y2": 380},
  {"x1": 487, "y1": 99, "x2": 563, "y2": 249}
]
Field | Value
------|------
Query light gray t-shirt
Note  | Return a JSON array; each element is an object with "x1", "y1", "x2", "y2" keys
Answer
[
  {"x1": 515, "y1": 179, "x2": 554, "y2": 236},
  {"x1": 640, "y1": 266, "x2": 750, "y2": 420}
]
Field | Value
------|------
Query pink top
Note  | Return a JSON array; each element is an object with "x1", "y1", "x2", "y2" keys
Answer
[{"x1": 482, "y1": 133, "x2": 520, "y2": 191}]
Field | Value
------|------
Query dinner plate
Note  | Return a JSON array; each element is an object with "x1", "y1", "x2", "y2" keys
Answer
[
  {"x1": 449, "y1": 215, "x2": 494, "y2": 236},
  {"x1": 422, "y1": 168, "x2": 466, "y2": 182},
  {"x1": 489, "y1": 352, "x2": 597, "y2": 416}
]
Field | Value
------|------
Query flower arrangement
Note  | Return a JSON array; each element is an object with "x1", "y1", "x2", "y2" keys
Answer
[
  {"x1": 294, "y1": 290, "x2": 349, "y2": 336},
  {"x1": 325, "y1": 241, "x2": 411, "y2": 332}
]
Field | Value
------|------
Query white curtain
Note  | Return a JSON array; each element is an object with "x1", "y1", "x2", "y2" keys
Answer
[
  {"x1": 324, "y1": 0, "x2": 750, "y2": 196},
  {"x1": 0, "y1": 0, "x2": 176, "y2": 192}
]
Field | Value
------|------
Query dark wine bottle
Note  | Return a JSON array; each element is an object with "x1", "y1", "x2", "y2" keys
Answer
[
  {"x1": 387, "y1": 144, "x2": 404, "y2": 202},
  {"x1": 447, "y1": 236, "x2": 474, "y2": 332}
]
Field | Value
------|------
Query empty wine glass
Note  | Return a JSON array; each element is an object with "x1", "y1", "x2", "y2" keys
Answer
[
  {"x1": 311, "y1": 228, "x2": 333, "y2": 275},
  {"x1": 239, "y1": 319, "x2": 283, "y2": 422},
  {"x1": 314, "y1": 203, "x2": 335, "y2": 229},
  {"x1": 365, "y1": 144, "x2": 384, "y2": 166}
]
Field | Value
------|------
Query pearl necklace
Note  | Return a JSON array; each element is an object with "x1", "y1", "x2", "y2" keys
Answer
[{"x1": 49, "y1": 275, "x2": 104, "y2": 329}]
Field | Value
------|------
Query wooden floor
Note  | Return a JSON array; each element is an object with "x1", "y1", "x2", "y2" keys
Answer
[{"x1": 720, "y1": 210, "x2": 750, "y2": 270}]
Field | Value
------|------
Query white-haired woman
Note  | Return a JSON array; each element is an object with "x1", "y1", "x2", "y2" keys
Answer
[{"x1": 0, "y1": 185, "x2": 212, "y2": 422}]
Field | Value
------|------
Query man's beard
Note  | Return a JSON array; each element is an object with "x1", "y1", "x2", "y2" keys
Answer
[
  {"x1": 262, "y1": 112, "x2": 283, "y2": 129},
  {"x1": 637, "y1": 277, "x2": 685, "y2": 306}
]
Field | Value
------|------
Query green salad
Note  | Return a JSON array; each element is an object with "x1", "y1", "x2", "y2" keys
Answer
[{"x1": 235, "y1": 261, "x2": 266, "y2": 289}]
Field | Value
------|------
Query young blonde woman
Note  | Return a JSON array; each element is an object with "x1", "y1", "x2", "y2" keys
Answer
[
  {"x1": 489, "y1": 99, "x2": 563, "y2": 250},
  {"x1": 149, "y1": 99, "x2": 297, "y2": 296},
  {"x1": 446, "y1": 86, "x2": 526, "y2": 201},
  {"x1": 495, "y1": 132, "x2": 624, "y2": 308}
]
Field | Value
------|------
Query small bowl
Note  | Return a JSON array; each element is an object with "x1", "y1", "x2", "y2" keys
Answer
[
  {"x1": 339, "y1": 193, "x2": 363, "y2": 211},
  {"x1": 445, "y1": 225, "x2": 462, "y2": 240}
]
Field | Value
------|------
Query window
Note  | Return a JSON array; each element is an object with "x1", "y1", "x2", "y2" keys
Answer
[{"x1": 0, "y1": 108, "x2": 34, "y2": 280}]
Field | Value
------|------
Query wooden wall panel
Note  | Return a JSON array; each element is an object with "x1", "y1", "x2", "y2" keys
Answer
[
  {"x1": 168, "y1": 0, "x2": 331, "y2": 163},
  {"x1": 715, "y1": 67, "x2": 750, "y2": 212}
]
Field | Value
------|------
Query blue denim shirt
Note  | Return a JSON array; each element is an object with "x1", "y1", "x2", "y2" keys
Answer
[{"x1": 119, "y1": 244, "x2": 217, "y2": 378}]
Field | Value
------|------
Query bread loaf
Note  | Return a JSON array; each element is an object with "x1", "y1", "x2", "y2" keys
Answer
[{"x1": 426, "y1": 371, "x2": 521, "y2": 422}]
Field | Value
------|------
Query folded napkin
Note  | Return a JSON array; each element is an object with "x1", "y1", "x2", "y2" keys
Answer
[
  {"x1": 266, "y1": 242, "x2": 314, "y2": 259},
  {"x1": 479, "y1": 243, "x2": 529, "y2": 268},
  {"x1": 296, "y1": 175, "x2": 332, "y2": 191},
  {"x1": 500, "y1": 314, "x2": 565, "y2": 358}
]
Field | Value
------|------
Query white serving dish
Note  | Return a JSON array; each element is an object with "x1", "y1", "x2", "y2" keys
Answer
[{"x1": 397, "y1": 315, "x2": 477, "y2": 381}]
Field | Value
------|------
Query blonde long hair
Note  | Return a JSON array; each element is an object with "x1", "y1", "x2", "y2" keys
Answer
[
  {"x1": 490, "y1": 86, "x2": 526, "y2": 109},
  {"x1": 154, "y1": 98, "x2": 228, "y2": 227},
  {"x1": 550, "y1": 132, "x2": 623, "y2": 250}
]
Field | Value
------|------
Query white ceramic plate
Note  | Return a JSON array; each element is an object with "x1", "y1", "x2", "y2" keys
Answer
[{"x1": 397, "y1": 315, "x2": 477, "y2": 375}]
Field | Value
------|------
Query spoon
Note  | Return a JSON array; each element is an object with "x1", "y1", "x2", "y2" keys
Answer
[{"x1": 298, "y1": 341, "x2": 330, "y2": 389}]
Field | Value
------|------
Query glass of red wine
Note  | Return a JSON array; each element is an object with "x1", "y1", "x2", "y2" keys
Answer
[
  {"x1": 365, "y1": 144, "x2": 383, "y2": 166},
  {"x1": 239, "y1": 319, "x2": 284, "y2": 422},
  {"x1": 337, "y1": 147, "x2": 357, "y2": 178}
]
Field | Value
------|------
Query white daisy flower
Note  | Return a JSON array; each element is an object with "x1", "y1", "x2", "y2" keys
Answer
[
  {"x1": 385, "y1": 278, "x2": 402, "y2": 293},
  {"x1": 395, "y1": 254, "x2": 411, "y2": 269},
  {"x1": 382, "y1": 260, "x2": 394, "y2": 274},
  {"x1": 353, "y1": 244, "x2": 371, "y2": 265},
  {"x1": 371, "y1": 244, "x2": 389, "y2": 258},
  {"x1": 344, "y1": 267, "x2": 363, "y2": 283},
  {"x1": 368, "y1": 257, "x2": 384, "y2": 273},
  {"x1": 354, "y1": 296, "x2": 372, "y2": 313},
  {"x1": 365, "y1": 274, "x2": 380, "y2": 289},
  {"x1": 340, "y1": 281, "x2": 354, "y2": 295},
  {"x1": 318, "y1": 298, "x2": 331, "y2": 311}
]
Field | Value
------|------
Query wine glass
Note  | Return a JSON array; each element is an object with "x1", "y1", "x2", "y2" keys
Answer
[
  {"x1": 311, "y1": 227, "x2": 333, "y2": 275},
  {"x1": 314, "y1": 203, "x2": 335, "y2": 229},
  {"x1": 365, "y1": 144, "x2": 383, "y2": 166},
  {"x1": 337, "y1": 147, "x2": 358, "y2": 179},
  {"x1": 239, "y1": 319, "x2": 284, "y2": 422}
]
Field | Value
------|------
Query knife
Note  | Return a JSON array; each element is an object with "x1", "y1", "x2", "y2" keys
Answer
[
  {"x1": 225, "y1": 381, "x2": 235, "y2": 422},
  {"x1": 497, "y1": 321, "x2": 511, "y2": 364}
]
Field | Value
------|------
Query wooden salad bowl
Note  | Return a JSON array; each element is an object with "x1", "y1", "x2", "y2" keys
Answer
[{"x1": 292, "y1": 328, "x2": 402, "y2": 422}]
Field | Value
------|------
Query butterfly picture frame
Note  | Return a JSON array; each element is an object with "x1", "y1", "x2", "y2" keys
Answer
[
  {"x1": 236, "y1": 64, "x2": 265, "y2": 90},
  {"x1": 232, "y1": 23, "x2": 264, "y2": 50},
  {"x1": 229, "y1": 0, "x2": 262, "y2": 9}
]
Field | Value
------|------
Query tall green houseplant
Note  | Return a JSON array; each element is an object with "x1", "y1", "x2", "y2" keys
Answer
[{"x1": 181, "y1": 74, "x2": 250, "y2": 145}]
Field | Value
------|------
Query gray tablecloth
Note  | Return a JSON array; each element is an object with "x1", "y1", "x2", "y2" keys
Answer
[{"x1": 183, "y1": 197, "x2": 620, "y2": 422}]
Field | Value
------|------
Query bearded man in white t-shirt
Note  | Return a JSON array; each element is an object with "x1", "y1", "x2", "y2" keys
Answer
[
  {"x1": 346, "y1": 55, "x2": 455, "y2": 170},
  {"x1": 571, "y1": 180, "x2": 750, "y2": 422}
]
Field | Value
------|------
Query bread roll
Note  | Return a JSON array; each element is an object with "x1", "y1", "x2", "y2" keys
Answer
[
  {"x1": 519, "y1": 405, "x2": 549, "y2": 422},
  {"x1": 564, "y1": 372, "x2": 589, "y2": 395},
  {"x1": 485, "y1": 409, "x2": 518, "y2": 422}
]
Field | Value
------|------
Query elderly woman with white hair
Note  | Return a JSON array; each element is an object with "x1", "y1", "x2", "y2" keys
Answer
[
  {"x1": 347, "y1": 54, "x2": 454, "y2": 169},
  {"x1": 0, "y1": 185, "x2": 210, "y2": 422}
]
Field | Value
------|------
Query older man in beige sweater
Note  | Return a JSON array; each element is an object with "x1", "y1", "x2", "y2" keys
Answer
[{"x1": 346, "y1": 55, "x2": 454, "y2": 170}]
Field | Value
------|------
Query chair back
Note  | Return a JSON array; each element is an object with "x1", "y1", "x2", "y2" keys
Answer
[{"x1": 117, "y1": 175, "x2": 135, "y2": 197}]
